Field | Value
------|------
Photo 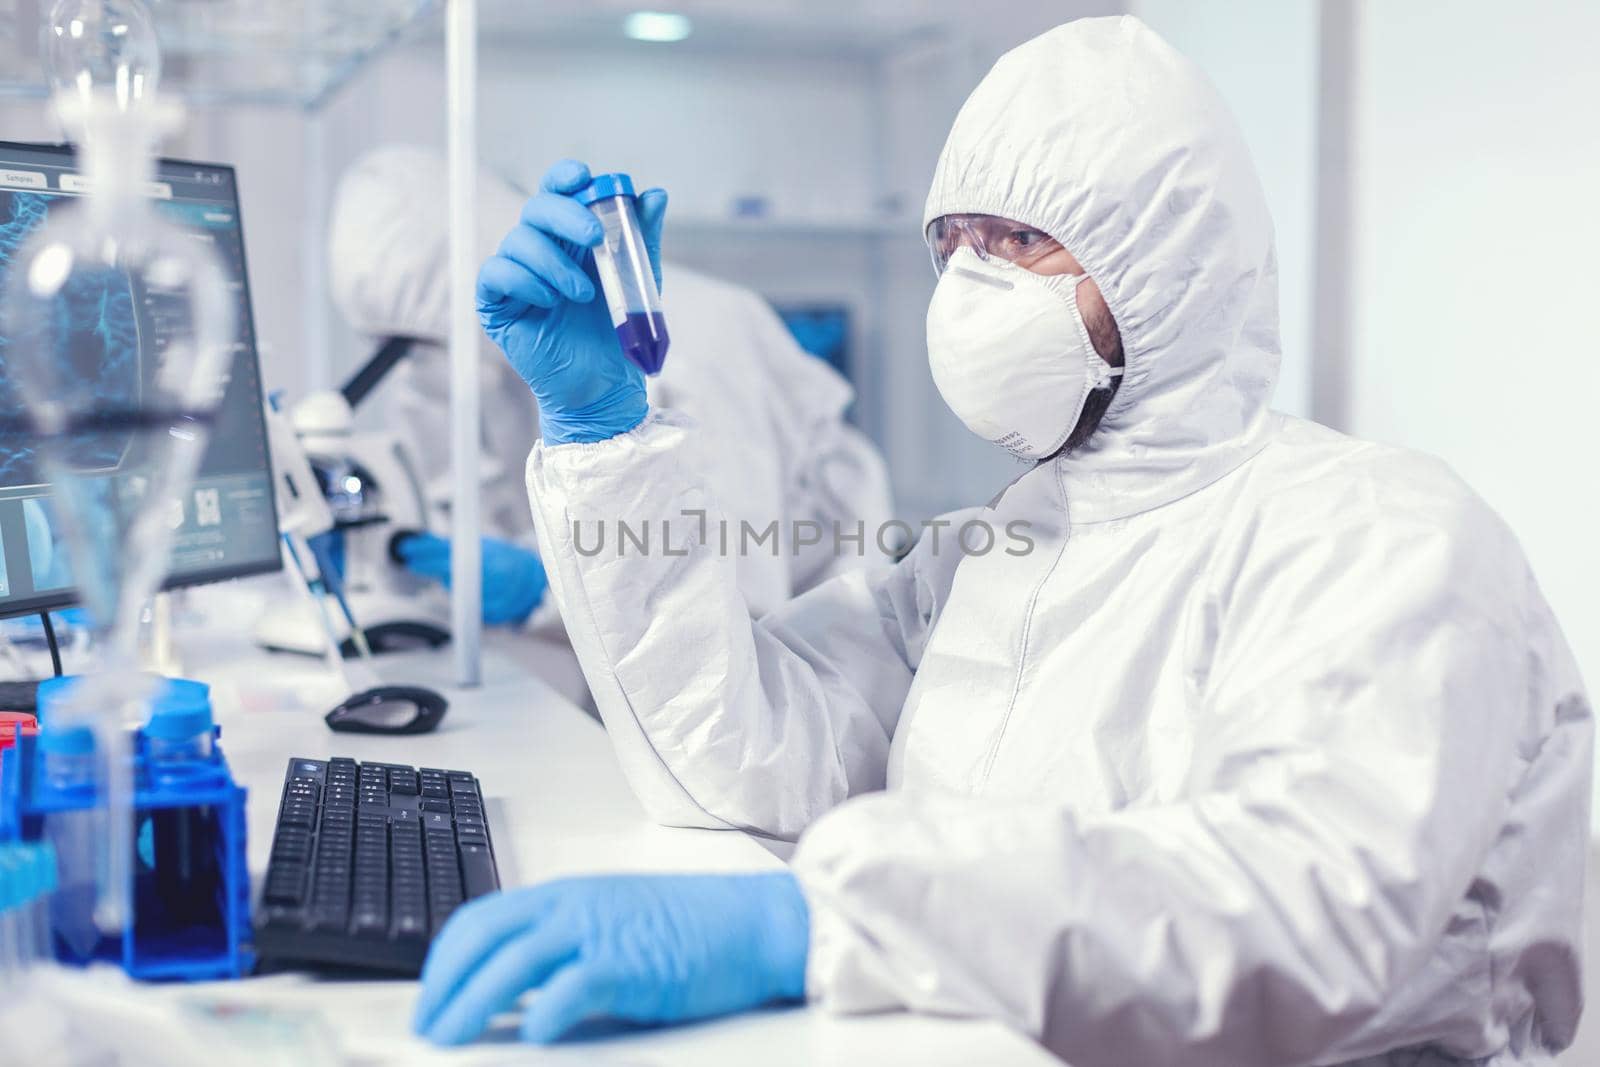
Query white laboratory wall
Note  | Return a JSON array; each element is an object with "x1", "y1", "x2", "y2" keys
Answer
[
  {"x1": 1345, "y1": 0, "x2": 1600, "y2": 817},
  {"x1": 1129, "y1": 0, "x2": 1319, "y2": 420},
  {"x1": 474, "y1": 46, "x2": 881, "y2": 224}
]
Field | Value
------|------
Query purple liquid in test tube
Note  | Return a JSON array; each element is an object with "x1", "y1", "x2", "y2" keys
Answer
[{"x1": 616, "y1": 310, "x2": 671, "y2": 376}]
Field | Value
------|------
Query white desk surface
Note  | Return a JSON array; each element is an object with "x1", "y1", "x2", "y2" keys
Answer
[{"x1": 139, "y1": 584, "x2": 1058, "y2": 1067}]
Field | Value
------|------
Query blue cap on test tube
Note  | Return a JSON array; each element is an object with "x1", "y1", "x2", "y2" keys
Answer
[
  {"x1": 35, "y1": 674, "x2": 82, "y2": 725},
  {"x1": 573, "y1": 172, "x2": 671, "y2": 375},
  {"x1": 573, "y1": 172, "x2": 636, "y2": 205},
  {"x1": 37, "y1": 715, "x2": 94, "y2": 793}
]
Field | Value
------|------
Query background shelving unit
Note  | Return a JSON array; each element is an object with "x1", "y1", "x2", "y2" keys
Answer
[{"x1": 0, "y1": 1, "x2": 440, "y2": 109}]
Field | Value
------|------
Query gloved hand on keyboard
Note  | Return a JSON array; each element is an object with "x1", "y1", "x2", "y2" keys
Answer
[{"x1": 413, "y1": 871, "x2": 809, "y2": 1045}]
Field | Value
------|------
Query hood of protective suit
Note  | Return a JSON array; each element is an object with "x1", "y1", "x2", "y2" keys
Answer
[
  {"x1": 329, "y1": 144, "x2": 526, "y2": 342},
  {"x1": 924, "y1": 15, "x2": 1280, "y2": 524}
]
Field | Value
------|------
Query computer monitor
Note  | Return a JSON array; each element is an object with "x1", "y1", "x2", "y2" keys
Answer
[{"x1": 0, "y1": 140, "x2": 280, "y2": 621}]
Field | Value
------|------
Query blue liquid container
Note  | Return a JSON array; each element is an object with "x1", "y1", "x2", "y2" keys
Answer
[
  {"x1": 575, "y1": 173, "x2": 671, "y2": 375},
  {"x1": 4, "y1": 674, "x2": 253, "y2": 980}
]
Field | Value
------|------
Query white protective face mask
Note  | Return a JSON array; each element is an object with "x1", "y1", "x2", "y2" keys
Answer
[{"x1": 925, "y1": 247, "x2": 1123, "y2": 460}]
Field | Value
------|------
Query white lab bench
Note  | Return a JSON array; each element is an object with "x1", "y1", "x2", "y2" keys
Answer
[{"x1": 120, "y1": 582, "x2": 1058, "y2": 1067}]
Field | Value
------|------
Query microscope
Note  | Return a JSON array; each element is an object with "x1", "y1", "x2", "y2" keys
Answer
[{"x1": 253, "y1": 339, "x2": 450, "y2": 656}]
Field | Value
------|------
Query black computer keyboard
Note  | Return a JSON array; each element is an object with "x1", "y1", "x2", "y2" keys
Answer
[{"x1": 254, "y1": 756, "x2": 500, "y2": 974}]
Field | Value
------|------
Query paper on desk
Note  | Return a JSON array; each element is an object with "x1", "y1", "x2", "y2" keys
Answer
[
  {"x1": 275, "y1": 979, "x2": 658, "y2": 1067},
  {"x1": 0, "y1": 965, "x2": 339, "y2": 1066},
  {"x1": 0, "y1": 966, "x2": 655, "y2": 1067}
]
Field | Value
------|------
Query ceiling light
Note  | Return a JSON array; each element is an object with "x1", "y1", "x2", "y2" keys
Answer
[{"x1": 623, "y1": 11, "x2": 692, "y2": 43}]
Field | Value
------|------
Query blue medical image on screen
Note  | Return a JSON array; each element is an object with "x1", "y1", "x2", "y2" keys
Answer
[
  {"x1": 0, "y1": 142, "x2": 282, "y2": 621},
  {"x1": 23, "y1": 496, "x2": 71, "y2": 592},
  {"x1": 0, "y1": 190, "x2": 143, "y2": 486}
]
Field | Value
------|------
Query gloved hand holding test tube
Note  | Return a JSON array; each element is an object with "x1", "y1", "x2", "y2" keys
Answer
[{"x1": 476, "y1": 160, "x2": 669, "y2": 445}]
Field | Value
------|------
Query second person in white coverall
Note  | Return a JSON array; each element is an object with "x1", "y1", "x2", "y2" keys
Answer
[
  {"x1": 326, "y1": 146, "x2": 896, "y2": 640},
  {"x1": 412, "y1": 16, "x2": 1592, "y2": 1067}
]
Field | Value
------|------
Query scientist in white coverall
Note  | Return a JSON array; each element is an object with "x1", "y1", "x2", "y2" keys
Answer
[
  {"x1": 327, "y1": 146, "x2": 895, "y2": 641},
  {"x1": 412, "y1": 17, "x2": 1592, "y2": 1066}
]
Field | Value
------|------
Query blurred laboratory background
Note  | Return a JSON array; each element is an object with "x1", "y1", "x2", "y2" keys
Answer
[{"x1": 0, "y1": 0, "x2": 1594, "y2": 778}]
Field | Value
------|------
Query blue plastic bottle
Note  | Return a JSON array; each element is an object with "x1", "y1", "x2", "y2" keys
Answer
[{"x1": 575, "y1": 173, "x2": 671, "y2": 375}]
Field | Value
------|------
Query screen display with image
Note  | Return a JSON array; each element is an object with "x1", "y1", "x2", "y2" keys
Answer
[{"x1": 0, "y1": 141, "x2": 280, "y2": 621}]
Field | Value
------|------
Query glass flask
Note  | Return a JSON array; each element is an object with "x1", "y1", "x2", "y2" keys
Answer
[{"x1": 0, "y1": 0, "x2": 234, "y2": 934}]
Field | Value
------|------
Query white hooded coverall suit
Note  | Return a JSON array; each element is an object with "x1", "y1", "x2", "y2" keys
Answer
[{"x1": 523, "y1": 17, "x2": 1592, "y2": 1067}]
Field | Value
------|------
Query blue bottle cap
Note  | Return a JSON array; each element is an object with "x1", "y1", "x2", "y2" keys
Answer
[
  {"x1": 146, "y1": 677, "x2": 213, "y2": 741},
  {"x1": 574, "y1": 172, "x2": 636, "y2": 206},
  {"x1": 35, "y1": 674, "x2": 83, "y2": 724},
  {"x1": 146, "y1": 704, "x2": 213, "y2": 741},
  {"x1": 152, "y1": 677, "x2": 211, "y2": 716}
]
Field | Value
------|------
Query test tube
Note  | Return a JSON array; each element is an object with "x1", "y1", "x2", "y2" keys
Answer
[
  {"x1": 0, "y1": 843, "x2": 56, "y2": 979},
  {"x1": 37, "y1": 673, "x2": 147, "y2": 938},
  {"x1": 575, "y1": 173, "x2": 671, "y2": 375},
  {"x1": 37, "y1": 720, "x2": 102, "y2": 959},
  {"x1": 29, "y1": 844, "x2": 56, "y2": 964}
]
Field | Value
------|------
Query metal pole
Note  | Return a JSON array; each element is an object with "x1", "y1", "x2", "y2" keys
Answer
[
  {"x1": 301, "y1": 109, "x2": 330, "y2": 392},
  {"x1": 447, "y1": 0, "x2": 482, "y2": 686},
  {"x1": 1312, "y1": 0, "x2": 1357, "y2": 432}
]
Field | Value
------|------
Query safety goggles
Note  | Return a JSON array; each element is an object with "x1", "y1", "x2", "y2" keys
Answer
[{"x1": 926, "y1": 213, "x2": 1067, "y2": 275}]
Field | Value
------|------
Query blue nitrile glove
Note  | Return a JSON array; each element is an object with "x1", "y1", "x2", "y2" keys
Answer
[
  {"x1": 476, "y1": 159, "x2": 668, "y2": 445},
  {"x1": 394, "y1": 532, "x2": 547, "y2": 626},
  {"x1": 413, "y1": 872, "x2": 810, "y2": 1046}
]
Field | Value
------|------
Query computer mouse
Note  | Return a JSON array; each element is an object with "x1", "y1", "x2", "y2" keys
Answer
[{"x1": 325, "y1": 685, "x2": 448, "y2": 735}]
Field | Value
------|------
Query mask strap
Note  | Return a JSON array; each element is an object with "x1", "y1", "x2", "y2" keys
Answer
[
  {"x1": 1057, "y1": 272, "x2": 1124, "y2": 392},
  {"x1": 1089, "y1": 361, "x2": 1125, "y2": 391}
]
